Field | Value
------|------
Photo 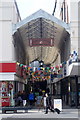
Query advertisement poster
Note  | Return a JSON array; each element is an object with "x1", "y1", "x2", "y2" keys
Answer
[
  {"x1": 0, "y1": 82, "x2": 10, "y2": 107},
  {"x1": 54, "y1": 99, "x2": 62, "y2": 111}
]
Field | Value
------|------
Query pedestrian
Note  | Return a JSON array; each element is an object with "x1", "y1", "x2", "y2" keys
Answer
[
  {"x1": 16, "y1": 91, "x2": 23, "y2": 106},
  {"x1": 28, "y1": 91, "x2": 35, "y2": 106},
  {"x1": 36, "y1": 95, "x2": 43, "y2": 110},
  {"x1": 45, "y1": 93, "x2": 61, "y2": 114},
  {"x1": 13, "y1": 93, "x2": 18, "y2": 106},
  {"x1": 21, "y1": 91, "x2": 27, "y2": 106},
  {"x1": 45, "y1": 93, "x2": 50, "y2": 114},
  {"x1": 43, "y1": 94, "x2": 46, "y2": 110}
]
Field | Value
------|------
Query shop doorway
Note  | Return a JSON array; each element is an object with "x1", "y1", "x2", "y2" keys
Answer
[{"x1": 78, "y1": 84, "x2": 80, "y2": 105}]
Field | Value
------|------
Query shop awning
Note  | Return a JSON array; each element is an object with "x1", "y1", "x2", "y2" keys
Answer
[{"x1": 69, "y1": 63, "x2": 80, "y2": 76}]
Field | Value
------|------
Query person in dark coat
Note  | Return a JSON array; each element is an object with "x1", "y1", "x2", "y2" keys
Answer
[
  {"x1": 45, "y1": 93, "x2": 51, "y2": 114},
  {"x1": 16, "y1": 91, "x2": 23, "y2": 106},
  {"x1": 45, "y1": 93, "x2": 60, "y2": 114},
  {"x1": 21, "y1": 91, "x2": 27, "y2": 106}
]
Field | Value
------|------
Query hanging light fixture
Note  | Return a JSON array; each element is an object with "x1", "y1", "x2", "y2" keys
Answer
[{"x1": 39, "y1": 60, "x2": 44, "y2": 68}]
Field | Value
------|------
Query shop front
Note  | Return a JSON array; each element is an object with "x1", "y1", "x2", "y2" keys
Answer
[
  {"x1": 0, "y1": 63, "x2": 28, "y2": 107},
  {"x1": 0, "y1": 63, "x2": 16, "y2": 107},
  {"x1": 53, "y1": 76, "x2": 80, "y2": 108},
  {"x1": 77, "y1": 77, "x2": 80, "y2": 106}
]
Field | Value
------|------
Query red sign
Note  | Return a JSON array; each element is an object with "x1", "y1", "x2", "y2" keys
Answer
[
  {"x1": 29, "y1": 38, "x2": 54, "y2": 47},
  {"x1": 0, "y1": 63, "x2": 16, "y2": 72},
  {"x1": 2, "y1": 97, "x2": 10, "y2": 107}
]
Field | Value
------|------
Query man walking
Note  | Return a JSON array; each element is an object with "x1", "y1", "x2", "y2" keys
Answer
[
  {"x1": 45, "y1": 93, "x2": 50, "y2": 114},
  {"x1": 45, "y1": 93, "x2": 60, "y2": 114}
]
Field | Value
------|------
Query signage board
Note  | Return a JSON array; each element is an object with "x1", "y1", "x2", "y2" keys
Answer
[
  {"x1": 29, "y1": 38, "x2": 54, "y2": 46},
  {"x1": 2, "y1": 97, "x2": 10, "y2": 107},
  {"x1": 0, "y1": 82, "x2": 10, "y2": 107},
  {"x1": 54, "y1": 99, "x2": 62, "y2": 111}
]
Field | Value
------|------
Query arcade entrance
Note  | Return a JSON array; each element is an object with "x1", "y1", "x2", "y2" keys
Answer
[{"x1": 9, "y1": 9, "x2": 69, "y2": 107}]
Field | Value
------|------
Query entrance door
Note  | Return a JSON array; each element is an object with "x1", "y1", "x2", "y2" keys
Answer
[{"x1": 78, "y1": 84, "x2": 80, "y2": 105}]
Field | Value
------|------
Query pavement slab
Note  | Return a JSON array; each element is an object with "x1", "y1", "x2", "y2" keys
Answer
[
  {"x1": 0, "y1": 109, "x2": 79, "y2": 120},
  {"x1": 1, "y1": 118, "x2": 79, "y2": 120}
]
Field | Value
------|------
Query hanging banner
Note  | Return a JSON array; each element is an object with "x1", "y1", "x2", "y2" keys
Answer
[{"x1": 29, "y1": 38, "x2": 54, "y2": 47}]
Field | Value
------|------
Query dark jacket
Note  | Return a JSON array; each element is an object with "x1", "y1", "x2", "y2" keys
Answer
[{"x1": 46, "y1": 96, "x2": 52, "y2": 108}]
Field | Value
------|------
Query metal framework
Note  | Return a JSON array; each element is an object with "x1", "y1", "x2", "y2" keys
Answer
[{"x1": 13, "y1": 9, "x2": 69, "y2": 65}]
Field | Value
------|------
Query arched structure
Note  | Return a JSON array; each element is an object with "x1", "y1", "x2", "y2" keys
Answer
[{"x1": 13, "y1": 9, "x2": 70, "y2": 66}]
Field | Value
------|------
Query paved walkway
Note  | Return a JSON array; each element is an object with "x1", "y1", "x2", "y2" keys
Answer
[{"x1": 0, "y1": 108, "x2": 79, "y2": 120}]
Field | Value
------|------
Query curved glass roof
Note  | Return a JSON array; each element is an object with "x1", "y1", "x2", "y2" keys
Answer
[{"x1": 13, "y1": 9, "x2": 69, "y2": 65}]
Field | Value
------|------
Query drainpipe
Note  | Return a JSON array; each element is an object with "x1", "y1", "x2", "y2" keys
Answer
[
  {"x1": 14, "y1": 0, "x2": 21, "y2": 21},
  {"x1": 52, "y1": 0, "x2": 57, "y2": 16},
  {"x1": 64, "y1": 0, "x2": 66, "y2": 22}
]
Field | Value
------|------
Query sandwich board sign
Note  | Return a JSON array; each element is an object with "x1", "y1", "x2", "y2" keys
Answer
[{"x1": 54, "y1": 99, "x2": 62, "y2": 111}]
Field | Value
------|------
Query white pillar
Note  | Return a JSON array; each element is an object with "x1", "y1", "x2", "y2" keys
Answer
[
  {"x1": 70, "y1": 1, "x2": 79, "y2": 55},
  {"x1": 10, "y1": 88, "x2": 15, "y2": 106}
]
